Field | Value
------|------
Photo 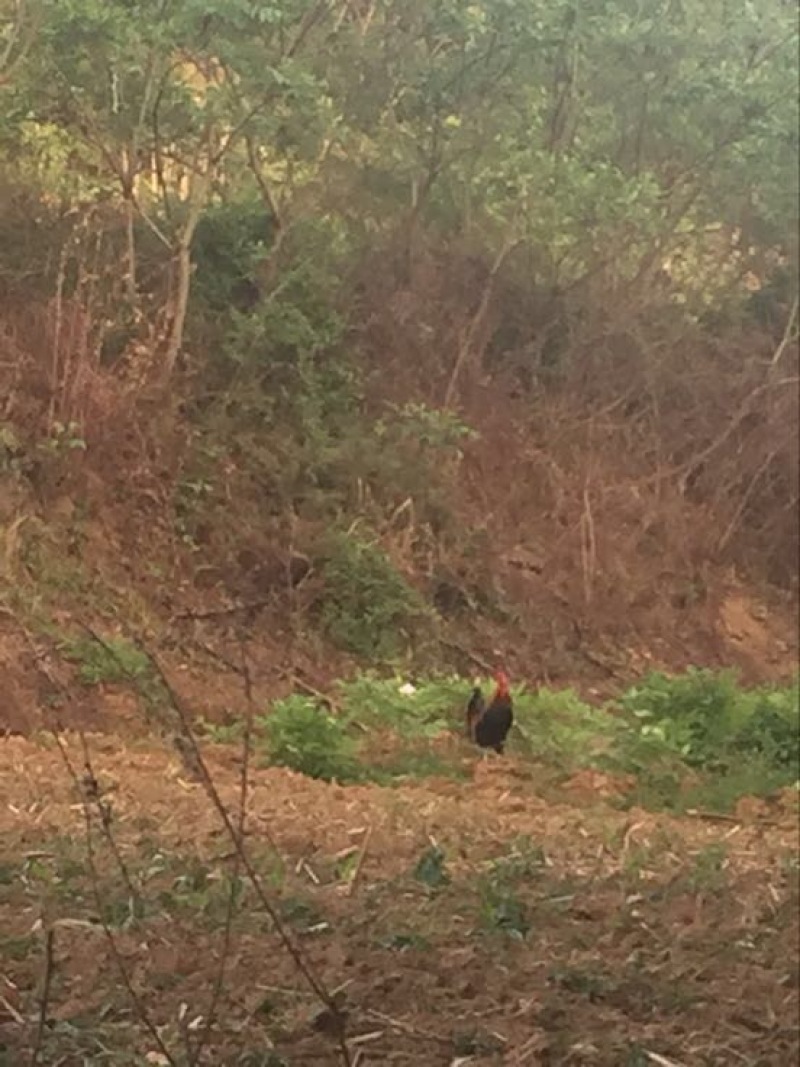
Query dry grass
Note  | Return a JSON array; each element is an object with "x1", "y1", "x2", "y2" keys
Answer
[{"x1": 0, "y1": 735, "x2": 797, "y2": 1065}]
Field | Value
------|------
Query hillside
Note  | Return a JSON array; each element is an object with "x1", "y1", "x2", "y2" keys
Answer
[{"x1": 0, "y1": 2, "x2": 798, "y2": 1064}]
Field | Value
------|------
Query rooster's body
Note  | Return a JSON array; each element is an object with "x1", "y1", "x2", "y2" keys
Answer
[
  {"x1": 466, "y1": 686, "x2": 486, "y2": 740},
  {"x1": 467, "y1": 670, "x2": 513, "y2": 754}
]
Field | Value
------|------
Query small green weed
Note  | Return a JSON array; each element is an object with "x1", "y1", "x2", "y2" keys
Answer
[
  {"x1": 41, "y1": 420, "x2": 87, "y2": 454},
  {"x1": 476, "y1": 839, "x2": 541, "y2": 939},
  {"x1": 413, "y1": 844, "x2": 450, "y2": 890},
  {"x1": 377, "y1": 930, "x2": 431, "y2": 952},
  {"x1": 479, "y1": 882, "x2": 530, "y2": 939},
  {"x1": 488, "y1": 835, "x2": 547, "y2": 882},
  {"x1": 197, "y1": 717, "x2": 246, "y2": 745},
  {"x1": 174, "y1": 475, "x2": 214, "y2": 547},
  {"x1": 684, "y1": 843, "x2": 729, "y2": 893},
  {"x1": 549, "y1": 964, "x2": 615, "y2": 1000}
]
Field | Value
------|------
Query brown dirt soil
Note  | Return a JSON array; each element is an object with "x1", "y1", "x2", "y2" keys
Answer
[{"x1": 0, "y1": 735, "x2": 797, "y2": 1065}]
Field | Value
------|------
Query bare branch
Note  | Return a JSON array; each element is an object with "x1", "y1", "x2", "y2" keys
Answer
[{"x1": 29, "y1": 927, "x2": 55, "y2": 1067}]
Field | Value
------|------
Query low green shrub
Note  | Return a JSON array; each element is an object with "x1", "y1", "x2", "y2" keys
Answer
[
  {"x1": 620, "y1": 668, "x2": 800, "y2": 778},
  {"x1": 246, "y1": 667, "x2": 798, "y2": 811},
  {"x1": 318, "y1": 534, "x2": 430, "y2": 659},
  {"x1": 260, "y1": 695, "x2": 361, "y2": 783}
]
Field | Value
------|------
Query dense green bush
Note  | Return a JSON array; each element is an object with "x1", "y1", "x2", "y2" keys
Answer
[
  {"x1": 620, "y1": 668, "x2": 800, "y2": 777},
  {"x1": 261, "y1": 695, "x2": 360, "y2": 783},
  {"x1": 191, "y1": 197, "x2": 277, "y2": 314},
  {"x1": 318, "y1": 533, "x2": 430, "y2": 659}
]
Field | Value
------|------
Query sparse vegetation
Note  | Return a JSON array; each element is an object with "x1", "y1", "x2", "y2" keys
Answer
[
  {"x1": 0, "y1": 0, "x2": 797, "y2": 1063},
  {"x1": 1, "y1": 745, "x2": 794, "y2": 1065},
  {"x1": 251, "y1": 669, "x2": 799, "y2": 812},
  {"x1": 60, "y1": 634, "x2": 152, "y2": 687}
]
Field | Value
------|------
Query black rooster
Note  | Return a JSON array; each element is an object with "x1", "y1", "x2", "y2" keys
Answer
[{"x1": 466, "y1": 669, "x2": 514, "y2": 754}]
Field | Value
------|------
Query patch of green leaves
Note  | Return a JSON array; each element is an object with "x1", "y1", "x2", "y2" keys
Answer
[
  {"x1": 318, "y1": 533, "x2": 430, "y2": 660},
  {"x1": 337, "y1": 672, "x2": 459, "y2": 738},
  {"x1": 261, "y1": 695, "x2": 361, "y2": 783},
  {"x1": 620, "y1": 669, "x2": 798, "y2": 770},
  {"x1": 476, "y1": 838, "x2": 543, "y2": 940},
  {"x1": 61, "y1": 634, "x2": 152, "y2": 687},
  {"x1": 413, "y1": 845, "x2": 450, "y2": 890},
  {"x1": 248, "y1": 668, "x2": 797, "y2": 812}
]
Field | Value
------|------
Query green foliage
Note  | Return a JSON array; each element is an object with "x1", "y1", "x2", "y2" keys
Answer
[
  {"x1": 514, "y1": 685, "x2": 629, "y2": 766},
  {"x1": 474, "y1": 837, "x2": 545, "y2": 940},
  {"x1": 318, "y1": 534, "x2": 429, "y2": 659},
  {"x1": 57, "y1": 632, "x2": 168, "y2": 720},
  {"x1": 247, "y1": 668, "x2": 797, "y2": 811},
  {"x1": 620, "y1": 669, "x2": 800, "y2": 777},
  {"x1": 337, "y1": 672, "x2": 458, "y2": 739},
  {"x1": 191, "y1": 197, "x2": 277, "y2": 313},
  {"x1": 174, "y1": 474, "x2": 215, "y2": 548},
  {"x1": 730, "y1": 684, "x2": 800, "y2": 772},
  {"x1": 363, "y1": 403, "x2": 477, "y2": 532},
  {"x1": 261, "y1": 695, "x2": 360, "y2": 783},
  {"x1": 378, "y1": 403, "x2": 477, "y2": 452},
  {"x1": 61, "y1": 634, "x2": 152, "y2": 687},
  {"x1": 487, "y1": 836, "x2": 548, "y2": 883},
  {"x1": 479, "y1": 883, "x2": 530, "y2": 940},
  {"x1": 684, "y1": 843, "x2": 729, "y2": 894},
  {"x1": 412, "y1": 844, "x2": 450, "y2": 890},
  {"x1": 196, "y1": 218, "x2": 363, "y2": 523}
]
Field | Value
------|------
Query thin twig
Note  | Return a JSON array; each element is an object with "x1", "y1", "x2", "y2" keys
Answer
[
  {"x1": 171, "y1": 597, "x2": 273, "y2": 621},
  {"x1": 119, "y1": 634, "x2": 353, "y2": 1066},
  {"x1": 189, "y1": 636, "x2": 259, "y2": 1064},
  {"x1": 443, "y1": 234, "x2": 521, "y2": 408},
  {"x1": 437, "y1": 638, "x2": 493, "y2": 674},
  {"x1": 685, "y1": 809, "x2": 778, "y2": 827},
  {"x1": 644, "y1": 1051, "x2": 689, "y2": 1067},
  {"x1": 363, "y1": 1008, "x2": 451, "y2": 1046},
  {"x1": 49, "y1": 730, "x2": 179, "y2": 1067},
  {"x1": 769, "y1": 292, "x2": 799, "y2": 367},
  {"x1": 346, "y1": 827, "x2": 372, "y2": 897},
  {"x1": 30, "y1": 928, "x2": 55, "y2": 1067},
  {"x1": 0, "y1": 993, "x2": 24, "y2": 1025},
  {"x1": 76, "y1": 733, "x2": 141, "y2": 905}
]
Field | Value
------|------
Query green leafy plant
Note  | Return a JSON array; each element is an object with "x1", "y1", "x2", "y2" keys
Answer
[
  {"x1": 41, "y1": 421, "x2": 87, "y2": 454},
  {"x1": 413, "y1": 844, "x2": 450, "y2": 890},
  {"x1": 478, "y1": 878, "x2": 530, "y2": 940},
  {"x1": 684, "y1": 842, "x2": 729, "y2": 894},
  {"x1": 61, "y1": 634, "x2": 152, "y2": 687},
  {"x1": 337, "y1": 672, "x2": 460, "y2": 738},
  {"x1": 318, "y1": 534, "x2": 430, "y2": 659},
  {"x1": 621, "y1": 669, "x2": 800, "y2": 778},
  {"x1": 476, "y1": 838, "x2": 542, "y2": 940},
  {"x1": 261, "y1": 695, "x2": 360, "y2": 783}
]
